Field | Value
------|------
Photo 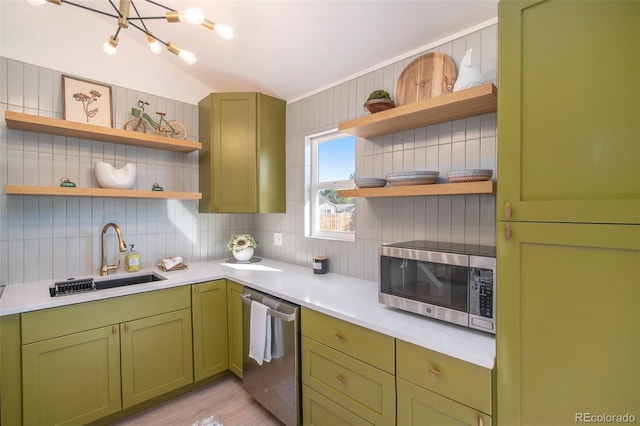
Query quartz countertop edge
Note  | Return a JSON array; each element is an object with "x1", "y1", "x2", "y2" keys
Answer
[{"x1": 0, "y1": 258, "x2": 495, "y2": 369}]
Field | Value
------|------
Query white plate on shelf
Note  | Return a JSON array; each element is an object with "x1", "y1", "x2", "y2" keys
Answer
[{"x1": 446, "y1": 169, "x2": 493, "y2": 182}]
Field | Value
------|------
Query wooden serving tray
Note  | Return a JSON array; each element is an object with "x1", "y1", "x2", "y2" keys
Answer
[{"x1": 395, "y1": 52, "x2": 457, "y2": 106}]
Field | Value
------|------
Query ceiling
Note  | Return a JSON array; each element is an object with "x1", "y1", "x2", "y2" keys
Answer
[{"x1": 0, "y1": 0, "x2": 497, "y2": 103}]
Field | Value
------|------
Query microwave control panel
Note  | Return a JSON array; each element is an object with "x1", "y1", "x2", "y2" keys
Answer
[{"x1": 470, "y1": 268, "x2": 494, "y2": 318}]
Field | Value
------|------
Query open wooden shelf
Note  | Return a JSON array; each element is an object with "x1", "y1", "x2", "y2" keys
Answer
[
  {"x1": 338, "y1": 83, "x2": 497, "y2": 138},
  {"x1": 5, "y1": 185, "x2": 202, "y2": 200},
  {"x1": 338, "y1": 180, "x2": 495, "y2": 198},
  {"x1": 4, "y1": 111, "x2": 201, "y2": 153}
]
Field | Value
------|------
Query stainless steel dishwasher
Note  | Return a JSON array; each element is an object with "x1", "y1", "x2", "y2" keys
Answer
[{"x1": 241, "y1": 288, "x2": 300, "y2": 426}]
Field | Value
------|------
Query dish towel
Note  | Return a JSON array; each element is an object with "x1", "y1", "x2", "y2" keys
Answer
[
  {"x1": 249, "y1": 300, "x2": 271, "y2": 365},
  {"x1": 262, "y1": 297, "x2": 285, "y2": 359}
]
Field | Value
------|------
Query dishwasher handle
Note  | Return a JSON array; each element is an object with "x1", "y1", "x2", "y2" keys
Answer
[{"x1": 241, "y1": 293, "x2": 297, "y2": 322}]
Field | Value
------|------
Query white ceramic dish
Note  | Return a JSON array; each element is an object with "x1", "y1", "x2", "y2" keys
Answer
[
  {"x1": 386, "y1": 171, "x2": 439, "y2": 186},
  {"x1": 446, "y1": 169, "x2": 493, "y2": 182},
  {"x1": 94, "y1": 161, "x2": 136, "y2": 189},
  {"x1": 354, "y1": 177, "x2": 387, "y2": 188}
]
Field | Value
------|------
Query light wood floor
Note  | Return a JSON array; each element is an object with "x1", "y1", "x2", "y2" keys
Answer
[{"x1": 112, "y1": 375, "x2": 283, "y2": 426}]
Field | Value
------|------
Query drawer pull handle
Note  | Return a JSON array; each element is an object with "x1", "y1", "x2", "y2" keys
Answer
[
  {"x1": 336, "y1": 374, "x2": 347, "y2": 384},
  {"x1": 505, "y1": 201, "x2": 512, "y2": 220},
  {"x1": 112, "y1": 325, "x2": 117, "y2": 336},
  {"x1": 478, "y1": 414, "x2": 484, "y2": 426},
  {"x1": 428, "y1": 368, "x2": 443, "y2": 376},
  {"x1": 334, "y1": 332, "x2": 345, "y2": 339},
  {"x1": 124, "y1": 323, "x2": 128, "y2": 333}
]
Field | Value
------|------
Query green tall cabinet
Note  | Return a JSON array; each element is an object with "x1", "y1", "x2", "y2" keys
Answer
[
  {"x1": 198, "y1": 92, "x2": 286, "y2": 213},
  {"x1": 226, "y1": 280, "x2": 244, "y2": 378},
  {"x1": 497, "y1": 1, "x2": 640, "y2": 425},
  {"x1": 192, "y1": 280, "x2": 229, "y2": 381}
]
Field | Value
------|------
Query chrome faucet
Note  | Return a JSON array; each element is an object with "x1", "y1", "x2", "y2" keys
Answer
[{"x1": 100, "y1": 223, "x2": 127, "y2": 276}]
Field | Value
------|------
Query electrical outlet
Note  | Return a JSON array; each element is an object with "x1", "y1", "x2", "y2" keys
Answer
[{"x1": 273, "y1": 232, "x2": 283, "y2": 246}]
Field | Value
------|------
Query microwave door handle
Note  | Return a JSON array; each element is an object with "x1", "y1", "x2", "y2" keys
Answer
[{"x1": 418, "y1": 262, "x2": 444, "y2": 289}]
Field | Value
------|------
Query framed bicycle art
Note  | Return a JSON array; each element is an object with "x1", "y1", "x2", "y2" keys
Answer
[{"x1": 62, "y1": 74, "x2": 113, "y2": 128}]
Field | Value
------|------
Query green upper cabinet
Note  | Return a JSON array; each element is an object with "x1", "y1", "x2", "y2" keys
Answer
[
  {"x1": 199, "y1": 92, "x2": 286, "y2": 213},
  {"x1": 497, "y1": 0, "x2": 640, "y2": 224}
]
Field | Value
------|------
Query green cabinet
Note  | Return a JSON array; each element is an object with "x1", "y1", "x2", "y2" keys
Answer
[
  {"x1": 20, "y1": 286, "x2": 192, "y2": 425},
  {"x1": 120, "y1": 308, "x2": 193, "y2": 408},
  {"x1": 497, "y1": 0, "x2": 639, "y2": 224},
  {"x1": 301, "y1": 308, "x2": 395, "y2": 426},
  {"x1": 1, "y1": 314, "x2": 22, "y2": 426},
  {"x1": 226, "y1": 280, "x2": 244, "y2": 378},
  {"x1": 192, "y1": 280, "x2": 228, "y2": 381},
  {"x1": 498, "y1": 2, "x2": 640, "y2": 424},
  {"x1": 302, "y1": 384, "x2": 374, "y2": 426},
  {"x1": 198, "y1": 92, "x2": 286, "y2": 213}
]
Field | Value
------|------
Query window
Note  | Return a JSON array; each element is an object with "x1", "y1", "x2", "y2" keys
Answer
[{"x1": 306, "y1": 130, "x2": 355, "y2": 241}]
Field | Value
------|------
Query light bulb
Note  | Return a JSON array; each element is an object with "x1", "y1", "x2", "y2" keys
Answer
[
  {"x1": 180, "y1": 8, "x2": 204, "y2": 24},
  {"x1": 178, "y1": 49, "x2": 197, "y2": 65},
  {"x1": 147, "y1": 35, "x2": 162, "y2": 54},
  {"x1": 28, "y1": 0, "x2": 47, "y2": 5},
  {"x1": 102, "y1": 36, "x2": 118, "y2": 56},
  {"x1": 215, "y1": 24, "x2": 234, "y2": 40}
]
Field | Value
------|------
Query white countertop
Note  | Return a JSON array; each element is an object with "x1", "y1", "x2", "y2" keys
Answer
[{"x1": 0, "y1": 258, "x2": 495, "y2": 368}]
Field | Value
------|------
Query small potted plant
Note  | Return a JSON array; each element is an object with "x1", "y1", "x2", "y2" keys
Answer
[
  {"x1": 364, "y1": 90, "x2": 395, "y2": 114},
  {"x1": 227, "y1": 234, "x2": 257, "y2": 262}
]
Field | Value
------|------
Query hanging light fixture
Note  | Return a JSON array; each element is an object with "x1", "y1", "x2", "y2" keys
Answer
[{"x1": 28, "y1": 0, "x2": 233, "y2": 65}]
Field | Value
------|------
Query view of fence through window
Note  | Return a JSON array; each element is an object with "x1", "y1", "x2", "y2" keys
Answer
[{"x1": 312, "y1": 132, "x2": 355, "y2": 239}]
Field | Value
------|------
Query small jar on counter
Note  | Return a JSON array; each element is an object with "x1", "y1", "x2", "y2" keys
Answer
[{"x1": 313, "y1": 256, "x2": 328, "y2": 274}]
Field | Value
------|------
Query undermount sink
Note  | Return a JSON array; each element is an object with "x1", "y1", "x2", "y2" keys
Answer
[{"x1": 50, "y1": 272, "x2": 167, "y2": 297}]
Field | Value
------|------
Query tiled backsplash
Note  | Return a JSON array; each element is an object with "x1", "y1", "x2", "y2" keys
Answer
[
  {"x1": 254, "y1": 24, "x2": 498, "y2": 282},
  {"x1": 0, "y1": 58, "x2": 251, "y2": 285},
  {"x1": 0, "y1": 23, "x2": 497, "y2": 286}
]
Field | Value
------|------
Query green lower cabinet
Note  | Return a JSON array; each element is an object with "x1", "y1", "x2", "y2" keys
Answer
[
  {"x1": 192, "y1": 280, "x2": 228, "y2": 381},
  {"x1": 302, "y1": 384, "x2": 374, "y2": 426},
  {"x1": 226, "y1": 280, "x2": 244, "y2": 378},
  {"x1": 120, "y1": 308, "x2": 193, "y2": 408},
  {"x1": 1, "y1": 314, "x2": 22, "y2": 426},
  {"x1": 397, "y1": 378, "x2": 491, "y2": 426},
  {"x1": 22, "y1": 325, "x2": 122, "y2": 426}
]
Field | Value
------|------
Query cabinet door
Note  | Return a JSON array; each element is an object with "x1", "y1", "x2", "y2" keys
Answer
[
  {"x1": 397, "y1": 378, "x2": 490, "y2": 426},
  {"x1": 120, "y1": 309, "x2": 193, "y2": 408},
  {"x1": 22, "y1": 325, "x2": 121, "y2": 426},
  {"x1": 227, "y1": 280, "x2": 244, "y2": 378},
  {"x1": 497, "y1": 222, "x2": 640, "y2": 425},
  {"x1": 498, "y1": 0, "x2": 640, "y2": 224},
  {"x1": 302, "y1": 384, "x2": 374, "y2": 426},
  {"x1": 192, "y1": 280, "x2": 228, "y2": 381}
]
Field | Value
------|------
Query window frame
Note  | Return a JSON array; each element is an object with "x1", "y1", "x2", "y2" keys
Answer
[{"x1": 305, "y1": 129, "x2": 356, "y2": 242}]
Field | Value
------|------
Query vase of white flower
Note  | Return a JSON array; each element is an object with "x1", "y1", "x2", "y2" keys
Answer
[{"x1": 227, "y1": 234, "x2": 257, "y2": 262}]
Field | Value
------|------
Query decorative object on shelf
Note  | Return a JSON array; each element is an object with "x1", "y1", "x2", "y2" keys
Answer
[
  {"x1": 94, "y1": 161, "x2": 136, "y2": 189},
  {"x1": 354, "y1": 177, "x2": 387, "y2": 188},
  {"x1": 227, "y1": 234, "x2": 257, "y2": 262},
  {"x1": 59, "y1": 177, "x2": 76, "y2": 187},
  {"x1": 151, "y1": 183, "x2": 164, "y2": 191},
  {"x1": 453, "y1": 49, "x2": 483, "y2": 92},
  {"x1": 157, "y1": 256, "x2": 188, "y2": 271},
  {"x1": 386, "y1": 171, "x2": 439, "y2": 186},
  {"x1": 62, "y1": 75, "x2": 113, "y2": 128},
  {"x1": 28, "y1": 0, "x2": 233, "y2": 65},
  {"x1": 124, "y1": 100, "x2": 187, "y2": 139},
  {"x1": 395, "y1": 52, "x2": 457, "y2": 106},
  {"x1": 447, "y1": 169, "x2": 493, "y2": 182},
  {"x1": 364, "y1": 90, "x2": 395, "y2": 114}
]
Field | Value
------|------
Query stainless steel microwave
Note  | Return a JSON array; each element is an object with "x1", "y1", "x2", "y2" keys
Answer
[{"x1": 379, "y1": 240, "x2": 496, "y2": 334}]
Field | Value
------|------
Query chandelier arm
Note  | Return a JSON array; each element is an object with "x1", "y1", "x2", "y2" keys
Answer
[
  {"x1": 143, "y1": 0, "x2": 176, "y2": 12},
  {"x1": 128, "y1": 21, "x2": 169, "y2": 47},
  {"x1": 59, "y1": 0, "x2": 119, "y2": 18},
  {"x1": 129, "y1": 0, "x2": 150, "y2": 34},
  {"x1": 106, "y1": 0, "x2": 120, "y2": 15}
]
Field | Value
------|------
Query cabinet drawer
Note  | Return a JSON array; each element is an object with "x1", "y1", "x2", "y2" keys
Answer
[
  {"x1": 22, "y1": 286, "x2": 191, "y2": 344},
  {"x1": 397, "y1": 377, "x2": 492, "y2": 426},
  {"x1": 303, "y1": 384, "x2": 374, "y2": 426},
  {"x1": 301, "y1": 308, "x2": 394, "y2": 374},
  {"x1": 396, "y1": 339, "x2": 492, "y2": 414},
  {"x1": 302, "y1": 336, "x2": 395, "y2": 426}
]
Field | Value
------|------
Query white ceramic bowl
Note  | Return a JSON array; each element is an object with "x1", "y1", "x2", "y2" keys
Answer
[{"x1": 94, "y1": 161, "x2": 136, "y2": 189}]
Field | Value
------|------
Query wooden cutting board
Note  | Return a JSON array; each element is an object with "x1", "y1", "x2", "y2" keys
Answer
[{"x1": 395, "y1": 53, "x2": 457, "y2": 106}]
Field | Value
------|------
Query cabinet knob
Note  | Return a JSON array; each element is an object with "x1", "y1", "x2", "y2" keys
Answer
[
  {"x1": 505, "y1": 202, "x2": 512, "y2": 220},
  {"x1": 428, "y1": 368, "x2": 443, "y2": 376},
  {"x1": 505, "y1": 223, "x2": 511, "y2": 241}
]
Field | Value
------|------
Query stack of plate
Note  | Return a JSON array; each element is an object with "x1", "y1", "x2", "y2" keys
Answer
[
  {"x1": 386, "y1": 171, "x2": 439, "y2": 186},
  {"x1": 446, "y1": 169, "x2": 493, "y2": 183},
  {"x1": 354, "y1": 177, "x2": 387, "y2": 188}
]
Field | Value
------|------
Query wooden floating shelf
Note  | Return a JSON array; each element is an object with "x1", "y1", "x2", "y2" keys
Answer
[
  {"x1": 4, "y1": 111, "x2": 202, "y2": 153},
  {"x1": 338, "y1": 83, "x2": 497, "y2": 138},
  {"x1": 5, "y1": 185, "x2": 202, "y2": 200},
  {"x1": 338, "y1": 181, "x2": 496, "y2": 198}
]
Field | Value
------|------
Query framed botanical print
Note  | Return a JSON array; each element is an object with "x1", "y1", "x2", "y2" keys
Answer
[{"x1": 62, "y1": 75, "x2": 113, "y2": 128}]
